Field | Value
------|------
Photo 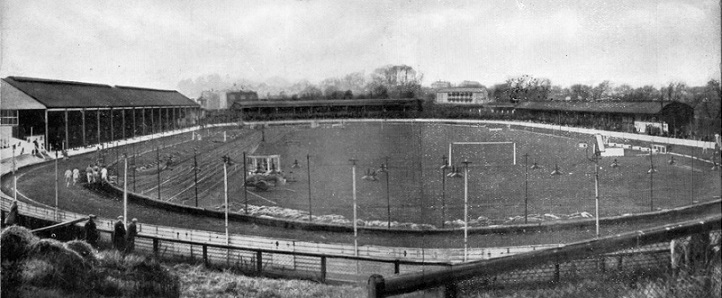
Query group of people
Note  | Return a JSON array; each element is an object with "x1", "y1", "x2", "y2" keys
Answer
[
  {"x1": 63, "y1": 164, "x2": 109, "y2": 187},
  {"x1": 83, "y1": 214, "x2": 138, "y2": 254},
  {"x1": 112, "y1": 215, "x2": 138, "y2": 254}
]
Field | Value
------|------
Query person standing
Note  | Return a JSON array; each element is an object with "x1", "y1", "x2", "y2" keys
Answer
[
  {"x1": 4, "y1": 200, "x2": 19, "y2": 227},
  {"x1": 84, "y1": 214, "x2": 99, "y2": 248},
  {"x1": 126, "y1": 218, "x2": 138, "y2": 254},
  {"x1": 72, "y1": 168, "x2": 80, "y2": 185},
  {"x1": 86, "y1": 164, "x2": 93, "y2": 183},
  {"x1": 64, "y1": 169, "x2": 73, "y2": 187},
  {"x1": 113, "y1": 216, "x2": 126, "y2": 252},
  {"x1": 101, "y1": 167, "x2": 108, "y2": 183}
]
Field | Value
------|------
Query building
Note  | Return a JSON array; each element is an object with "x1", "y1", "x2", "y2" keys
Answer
[
  {"x1": 1, "y1": 76, "x2": 200, "y2": 157},
  {"x1": 514, "y1": 101, "x2": 694, "y2": 136},
  {"x1": 435, "y1": 87, "x2": 490, "y2": 105},
  {"x1": 430, "y1": 81, "x2": 452, "y2": 89},
  {"x1": 226, "y1": 90, "x2": 259, "y2": 107},
  {"x1": 232, "y1": 98, "x2": 421, "y2": 121}
]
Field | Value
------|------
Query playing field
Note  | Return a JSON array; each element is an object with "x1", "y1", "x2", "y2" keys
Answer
[{"x1": 127, "y1": 122, "x2": 719, "y2": 227}]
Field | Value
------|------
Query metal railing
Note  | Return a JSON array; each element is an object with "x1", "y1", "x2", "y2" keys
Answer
[{"x1": 368, "y1": 214, "x2": 722, "y2": 297}]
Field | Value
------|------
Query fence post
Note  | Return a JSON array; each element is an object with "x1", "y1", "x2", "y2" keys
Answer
[
  {"x1": 553, "y1": 260, "x2": 560, "y2": 283},
  {"x1": 153, "y1": 238, "x2": 159, "y2": 256},
  {"x1": 367, "y1": 274, "x2": 385, "y2": 298},
  {"x1": 394, "y1": 260, "x2": 400, "y2": 274},
  {"x1": 320, "y1": 256, "x2": 327, "y2": 282},
  {"x1": 256, "y1": 251, "x2": 263, "y2": 273},
  {"x1": 202, "y1": 245, "x2": 208, "y2": 267}
]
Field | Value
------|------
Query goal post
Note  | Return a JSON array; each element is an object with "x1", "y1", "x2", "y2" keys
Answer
[{"x1": 448, "y1": 141, "x2": 517, "y2": 166}]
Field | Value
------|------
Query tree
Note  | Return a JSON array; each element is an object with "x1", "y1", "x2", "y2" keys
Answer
[
  {"x1": 299, "y1": 85, "x2": 322, "y2": 100},
  {"x1": 591, "y1": 81, "x2": 611, "y2": 101},
  {"x1": 369, "y1": 65, "x2": 423, "y2": 99},
  {"x1": 569, "y1": 84, "x2": 592, "y2": 101},
  {"x1": 506, "y1": 75, "x2": 551, "y2": 101}
]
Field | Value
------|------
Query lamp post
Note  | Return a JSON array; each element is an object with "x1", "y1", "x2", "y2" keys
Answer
[
  {"x1": 584, "y1": 142, "x2": 602, "y2": 237},
  {"x1": 307, "y1": 155, "x2": 313, "y2": 221},
  {"x1": 523, "y1": 153, "x2": 529, "y2": 224},
  {"x1": 222, "y1": 155, "x2": 232, "y2": 244},
  {"x1": 440, "y1": 155, "x2": 450, "y2": 228},
  {"x1": 194, "y1": 149, "x2": 199, "y2": 207},
  {"x1": 378, "y1": 157, "x2": 391, "y2": 228},
  {"x1": 461, "y1": 160, "x2": 471, "y2": 262},
  {"x1": 349, "y1": 158, "x2": 359, "y2": 257},
  {"x1": 647, "y1": 146, "x2": 656, "y2": 211},
  {"x1": 54, "y1": 151, "x2": 59, "y2": 211},
  {"x1": 243, "y1": 152, "x2": 248, "y2": 214},
  {"x1": 123, "y1": 154, "x2": 128, "y2": 228},
  {"x1": 156, "y1": 147, "x2": 161, "y2": 201},
  {"x1": 12, "y1": 145, "x2": 17, "y2": 201}
]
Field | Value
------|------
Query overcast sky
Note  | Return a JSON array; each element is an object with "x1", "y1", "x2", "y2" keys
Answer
[{"x1": 1, "y1": 0, "x2": 720, "y2": 92}]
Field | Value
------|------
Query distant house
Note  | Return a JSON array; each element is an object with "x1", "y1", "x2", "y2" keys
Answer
[
  {"x1": 431, "y1": 81, "x2": 452, "y2": 89},
  {"x1": 199, "y1": 89, "x2": 259, "y2": 110},
  {"x1": 435, "y1": 87, "x2": 490, "y2": 105}
]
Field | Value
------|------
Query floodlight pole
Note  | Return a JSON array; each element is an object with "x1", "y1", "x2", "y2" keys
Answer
[
  {"x1": 12, "y1": 145, "x2": 17, "y2": 201},
  {"x1": 462, "y1": 160, "x2": 471, "y2": 262},
  {"x1": 307, "y1": 154, "x2": 312, "y2": 221},
  {"x1": 223, "y1": 157, "x2": 230, "y2": 244},
  {"x1": 585, "y1": 143, "x2": 601, "y2": 237},
  {"x1": 383, "y1": 156, "x2": 390, "y2": 229},
  {"x1": 243, "y1": 151, "x2": 248, "y2": 214},
  {"x1": 194, "y1": 149, "x2": 199, "y2": 207},
  {"x1": 132, "y1": 143, "x2": 136, "y2": 192},
  {"x1": 441, "y1": 155, "x2": 448, "y2": 228},
  {"x1": 54, "y1": 151, "x2": 58, "y2": 209},
  {"x1": 124, "y1": 155, "x2": 128, "y2": 228},
  {"x1": 649, "y1": 147, "x2": 654, "y2": 212},
  {"x1": 524, "y1": 153, "x2": 529, "y2": 224},
  {"x1": 156, "y1": 147, "x2": 161, "y2": 201},
  {"x1": 350, "y1": 158, "x2": 359, "y2": 257}
]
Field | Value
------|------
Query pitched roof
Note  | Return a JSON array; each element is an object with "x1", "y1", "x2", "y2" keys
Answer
[
  {"x1": 437, "y1": 87, "x2": 487, "y2": 93},
  {"x1": 3, "y1": 76, "x2": 198, "y2": 109},
  {"x1": 515, "y1": 101, "x2": 687, "y2": 115}
]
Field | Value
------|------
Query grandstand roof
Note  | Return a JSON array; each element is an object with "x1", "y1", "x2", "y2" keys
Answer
[
  {"x1": 2, "y1": 76, "x2": 198, "y2": 109},
  {"x1": 515, "y1": 101, "x2": 690, "y2": 115},
  {"x1": 232, "y1": 98, "x2": 419, "y2": 109}
]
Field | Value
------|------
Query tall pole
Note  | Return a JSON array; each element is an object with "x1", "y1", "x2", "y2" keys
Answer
[
  {"x1": 156, "y1": 147, "x2": 161, "y2": 201},
  {"x1": 649, "y1": 147, "x2": 654, "y2": 211},
  {"x1": 441, "y1": 156, "x2": 447, "y2": 228},
  {"x1": 462, "y1": 160, "x2": 471, "y2": 262},
  {"x1": 593, "y1": 146, "x2": 600, "y2": 237},
  {"x1": 224, "y1": 159, "x2": 229, "y2": 244},
  {"x1": 194, "y1": 149, "x2": 199, "y2": 207},
  {"x1": 350, "y1": 158, "x2": 358, "y2": 257},
  {"x1": 132, "y1": 143, "x2": 136, "y2": 192},
  {"x1": 124, "y1": 155, "x2": 128, "y2": 228},
  {"x1": 244, "y1": 151, "x2": 248, "y2": 214},
  {"x1": 54, "y1": 151, "x2": 59, "y2": 219},
  {"x1": 524, "y1": 153, "x2": 529, "y2": 224},
  {"x1": 12, "y1": 145, "x2": 17, "y2": 201},
  {"x1": 307, "y1": 154, "x2": 312, "y2": 221},
  {"x1": 384, "y1": 156, "x2": 390, "y2": 229}
]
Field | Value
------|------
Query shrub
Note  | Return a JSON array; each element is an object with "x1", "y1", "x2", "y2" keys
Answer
[
  {"x1": 1, "y1": 225, "x2": 39, "y2": 262},
  {"x1": 24, "y1": 238, "x2": 90, "y2": 291},
  {"x1": 64, "y1": 240, "x2": 97, "y2": 264}
]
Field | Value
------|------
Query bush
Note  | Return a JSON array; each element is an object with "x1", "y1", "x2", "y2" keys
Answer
[
  {"x1": 64, "y1": 240, "x2": 97, "y2": 264},
  {"x1": 24, "y1": 238, "x2": 90, "y2": 291},
  {"x1": 1, "y1": 225, "x2": 39, "y2": 262}
]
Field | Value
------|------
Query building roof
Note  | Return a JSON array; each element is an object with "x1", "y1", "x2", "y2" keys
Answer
[
  {"x1": 515, "y1": 101, "x2": 689, "y2": 115},
  {"x1": 437, "y1": 87, "x2": 486, "y2": 93},
  {"x1": 232, "y1": 98, "x2": 419, "y2": 109},
  {"x1": 3, "y1": 76, "x2": 198, "y2": 109}
]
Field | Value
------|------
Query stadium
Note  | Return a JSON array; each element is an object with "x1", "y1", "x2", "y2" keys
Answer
[{"x1": 1, "y1": 77, "x2": 720, "y2": 295}]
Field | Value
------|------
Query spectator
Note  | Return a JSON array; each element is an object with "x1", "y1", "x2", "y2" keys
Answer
[
  {"x1": 101, "y1": 167, "x2": 108, "y2": 183},
  {"x1": 72, "y1": 168, "x2": 80, "y2": 185},
  {"x1": 86, "y1": 164, "x2": 93, "y2": 183},
  {"x1": 4, "y1": 200, "x2": 19, "y2": 227},
  {"x1": 64, "y1": 169, "x2": 73, "y2": 187},
  {"x1": 84, "y1": 214, "x2": 99, "y2": 248},
  {"x1": 92, "y1": 165, "x2": 100, "y2": 183},
  {"x1": 113, "y1": 216, "x2": 126, "y2": 252},
  {"x1": 126, "y1": 218, "x2": 138, "y2": 254}
]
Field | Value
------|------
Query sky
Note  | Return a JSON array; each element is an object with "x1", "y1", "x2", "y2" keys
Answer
[{"x1": 1, "y1": 0, "x2": 720, "y2": 95}]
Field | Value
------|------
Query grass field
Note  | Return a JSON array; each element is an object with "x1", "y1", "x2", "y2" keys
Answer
[{"x1": 125, "y1": 122, "x2": 719, "y2": 227}]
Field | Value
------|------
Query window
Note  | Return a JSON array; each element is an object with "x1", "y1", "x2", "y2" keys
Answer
[{"x1": 1, "y1": 110, "x2": 18, "y2": 126}]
